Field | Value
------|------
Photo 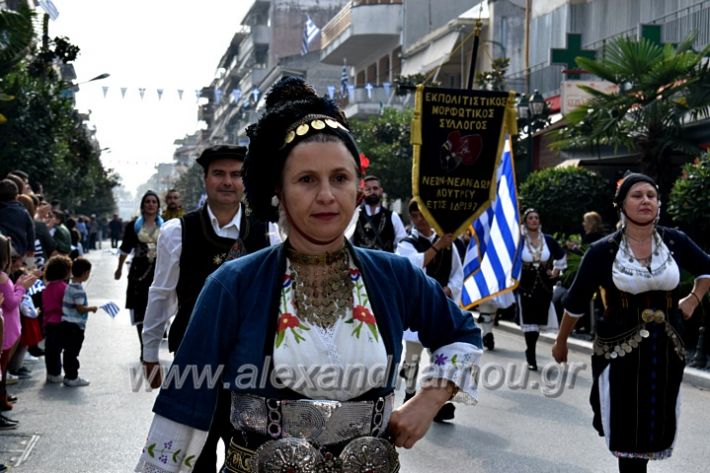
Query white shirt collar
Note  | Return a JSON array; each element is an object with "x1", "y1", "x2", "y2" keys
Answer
[
  {"x1": 364, "y1": 204, "x2": 383, "y2": 216},
  {"x1": 411, "y1": 227, "x2": 436, "y2": 242},
  {"x1": 206, "y1": 203, "x2": 242, "y2": 235}
]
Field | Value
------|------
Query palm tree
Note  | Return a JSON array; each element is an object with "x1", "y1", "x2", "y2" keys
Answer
[{"x1": 552, "y1": 32, "x2": 710, "y2": 194}]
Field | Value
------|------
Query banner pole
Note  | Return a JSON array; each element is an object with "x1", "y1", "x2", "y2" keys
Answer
[{"x1": 466, "y1": 18, "x2": 483, "y2": 90}]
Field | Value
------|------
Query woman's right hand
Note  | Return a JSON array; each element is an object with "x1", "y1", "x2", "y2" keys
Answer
[{"x1": 114, "y1": 268, "x2": 122, "y2": 280}]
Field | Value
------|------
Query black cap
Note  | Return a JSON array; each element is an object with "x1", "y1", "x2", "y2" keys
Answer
[
  {"x1": 195, "y1": 145, "x2": 247, "y2": 169},
  {"x1": 614, "y1": 172, "x2": 658, "y2": 207}
]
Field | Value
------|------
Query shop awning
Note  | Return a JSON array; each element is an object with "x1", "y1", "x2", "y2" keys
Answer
[{"x1": 400, "y1": 31, "x2": 461, "y2": 77}]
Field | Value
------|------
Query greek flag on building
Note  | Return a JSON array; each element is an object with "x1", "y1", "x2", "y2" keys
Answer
[
  {"x1": 341, "y1": 65, "x2": 349, "y2": 95},
  {"x1": 301, "y1": 15, "x2": 320, "y2": 55},
  {"x1": 461, "y1": 137, "x2": 522, "y2": 309}
]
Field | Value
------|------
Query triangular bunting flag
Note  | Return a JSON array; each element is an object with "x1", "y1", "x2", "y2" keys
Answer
[
  {"x1": 120, "y1": 87, "x2": 127, "y2": 99},
  {"x1": 138, "y1": 88, "x2": 146, "y2": 100},
  {"x1": 157, "y1": 88, "x2": 164, "y2": 100},
  {"x1": 177, "y1": 89, "x2": 184, "y2": 100},
  {"x1": 102, "y1": 86, "x2": 109, "y2": 98}
]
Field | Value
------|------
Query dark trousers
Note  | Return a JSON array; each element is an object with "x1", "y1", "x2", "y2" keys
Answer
[
  {"x1": 110, "y1": 237, "x2": 120, "y2": 248},
  {"x1": 44, "y1": 323, "x2": 63, "y2": 377},
  {"x1": 194, "y1": 388, "x2": 233, "y2": 473},
  {"x1": 61, "y1": 322, "x2": 85, "y2": 380},
  {"x1": 618, "y1": 457, "x2": 648, "y2": 472}
]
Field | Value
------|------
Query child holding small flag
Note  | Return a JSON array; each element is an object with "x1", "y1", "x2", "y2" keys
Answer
[{"x1": 60, "y1": 257, "x2": 97, "y2": 387}]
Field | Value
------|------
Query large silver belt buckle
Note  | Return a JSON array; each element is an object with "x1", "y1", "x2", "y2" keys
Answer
[{"x1": 252, "y1": 436, "x2": 399, "y2": 473}]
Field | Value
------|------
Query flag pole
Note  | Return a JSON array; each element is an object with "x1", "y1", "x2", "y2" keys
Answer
[{"x1": 466, "y1": 18, "x2": 483, "y2": 90}]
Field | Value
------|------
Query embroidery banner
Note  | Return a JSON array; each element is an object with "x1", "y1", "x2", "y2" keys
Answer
[{"x1": 411, "y1": 86, "x2": 517, "y2": 235}]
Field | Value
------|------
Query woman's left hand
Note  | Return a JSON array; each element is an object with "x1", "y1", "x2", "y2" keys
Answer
[
  {"x1": 388, "y1": 386, "x2": 450, "y2": 449},
  {"x1": 547, "y1": 268, "x2": 560, "y2": 279},
  {"x1": 679, "y1": 294, "x2": 700, "y2": 320}
]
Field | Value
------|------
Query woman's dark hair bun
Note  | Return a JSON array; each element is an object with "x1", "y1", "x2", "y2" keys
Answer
[{"x1": 265, "y1": 76, "x2": 318, "y2": 111}]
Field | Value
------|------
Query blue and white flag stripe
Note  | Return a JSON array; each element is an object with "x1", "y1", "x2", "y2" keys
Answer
[
  {"x1": 301, "y1": 15, "x2": 320, "y2": 55},
  {"x1": 27, "y1": 279, "x2": 46, "y2": 296},
  {"x1": 100, "y1": 302, "x2": 121, "y2": 318},
  {"x1": 461, "y1": 137, "x2": 522, "y2": 308}
]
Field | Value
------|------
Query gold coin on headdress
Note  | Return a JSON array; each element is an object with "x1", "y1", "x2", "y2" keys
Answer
[
  {"x1": 324, "y1": 118, "x2": 340, "y2": 129},
  {"x1": 296, "y1": 123, "x2": 310, "y2": 136},
  {"x1": 311, "y1": 119, "x2": 325, "y2": 130},
  {"x1": 285, "y1": 130, "x2": 296, "y2": 144}
]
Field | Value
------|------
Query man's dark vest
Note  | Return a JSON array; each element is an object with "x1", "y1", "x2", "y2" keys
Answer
[
  {"x1": 402, "y1": 234, "x2": 452, "y2": 289},
  {"x1": 353, "y1": 206, "x2": 396, "y2": 252},
  {"x1": 170, "y1": 205, "x2": 269, "y2": 352}
]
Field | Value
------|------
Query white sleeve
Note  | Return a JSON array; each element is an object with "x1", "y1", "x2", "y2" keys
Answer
[
  {"x1": 420, "y1": 342, "x2": 483, "y2": 406},
  {"x1": 135, "y1": 414, "x2": 208, "y2": 472},
  {"x1": 395, "y1": 238, "x2": 425, "y2": 269},
  {"x1": 142, "y1": 219, "x2": 182, "y2": 363},
  {"x1": 449, "y1": 244, "x2": 464, "y2": 303},
  {"x1": 391, "y1": 212, "x2": 408, "y2": 245}
]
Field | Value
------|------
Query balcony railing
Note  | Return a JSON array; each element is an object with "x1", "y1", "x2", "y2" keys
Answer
[{"x1": 321, "y1": 2, "x2": 352, "y2": 49}]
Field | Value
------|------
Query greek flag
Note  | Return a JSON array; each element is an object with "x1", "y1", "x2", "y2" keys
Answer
[
  {"x1": 27, "y1": 279, "x2": 46, "y2": 296},
  {"x1": 341, "y1": 65, "x2": 349, "y2": 95},
  {"x1": 461, "y1": 137, "x2": 522, "y2": 308},
  {"x1": 301, "y1": 15, "x2": 320, "y2": 55},
  {"x1": 100, "y1": 302, "x2": 121, "y2": 318}
]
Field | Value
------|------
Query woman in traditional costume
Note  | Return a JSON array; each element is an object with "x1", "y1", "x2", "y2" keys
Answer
[
  {"x1": 517, "y1": 209, "x2": 566, "y2": 370},
  {"x1": 135, "y1": 78, "x2": 483, "y2": 473},
  {"x1": 553, "y1": 173, "x2": 710, "y2": 472},
  {"x1": 115, "y1": 190, "x2": 163, "y2": 361}
]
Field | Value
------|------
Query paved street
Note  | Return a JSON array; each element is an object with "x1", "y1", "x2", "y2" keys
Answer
[{"x1": 1, "y1": 247, "x2": 709, "y2": 472}]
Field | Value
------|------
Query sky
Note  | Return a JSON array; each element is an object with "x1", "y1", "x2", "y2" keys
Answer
[{"x1": 50, "y1": 0, "x2": 251, "y2": 195}]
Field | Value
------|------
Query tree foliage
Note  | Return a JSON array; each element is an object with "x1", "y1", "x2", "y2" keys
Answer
[
  {"x1": 174, "y1": 164, "x2": 205, "y2": 212},
  {"x1": 0, "y1": 16, "x2": 117, "y2": 214},
  {"x1": 519, "y1": 167, "x2": 612, "y2": 235},
  {"x1": 668, "y1": 152, "x2": 710, "y2": 250},
  {"x1": 551, "y1": 33, "x2": 710, "y2": 195},
  {"x1": 350, "y1": 108, "x2": 413, "y2": 202}
]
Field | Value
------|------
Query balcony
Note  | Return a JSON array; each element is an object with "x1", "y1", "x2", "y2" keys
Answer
[
  {"x1": 321, "y1": 0, "x2": 403, "y2": 65},
  {"x1": 337, "y1": 84, "x2": 406, "y2": 119},
  {"x1": 251, "y1": 24, "x2": 271, "y2": 45}
]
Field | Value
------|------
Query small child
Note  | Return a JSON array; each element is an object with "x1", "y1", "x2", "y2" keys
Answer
[
  {"x1": 41, "y1": 255, "x2": 72, "y2": 383},
  {"x1": 60, "y1": 257, "x2": 97, "y2": 387}
]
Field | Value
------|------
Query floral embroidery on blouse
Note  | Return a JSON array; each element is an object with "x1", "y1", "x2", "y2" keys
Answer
[
  {"x1": 143, "y1": 439, "x2": 196, "y2": 469},
  {"x1": 275, "y1": 265, "x2": 381, "y2": 348},
  {"x1": 275, "y1": 274, "x2": 310, "y2": 348}
]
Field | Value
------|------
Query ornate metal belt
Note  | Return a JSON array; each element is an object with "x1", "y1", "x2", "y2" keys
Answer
[
  {"x1": 231, "y1": 393, "x2": 394, "y2": 447},
  {"x1": 223, "y1": 436, "x2": 400, "y2": 473},
  {"x1": 593, "y1": 309, "x2": 685, "y2": 360}
]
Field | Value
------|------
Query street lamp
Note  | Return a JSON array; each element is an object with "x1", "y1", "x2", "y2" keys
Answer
[
  {"x1": 517, "y1": 89, "x2": 546, "y2": 175},
  {"x1": 64, "y1": 73, "x2": 110, "y2": 94}
]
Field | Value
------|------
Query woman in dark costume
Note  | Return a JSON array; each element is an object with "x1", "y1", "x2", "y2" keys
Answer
[
  {"x1": 517, "y1": 209, "x2": 566, "y2": 370},
  {"x1": 553, "y1": 173, "x2": 710, "y2": 473},
  {"x1": 114, "y1": 190, "x2": 163, "y2": 361}
]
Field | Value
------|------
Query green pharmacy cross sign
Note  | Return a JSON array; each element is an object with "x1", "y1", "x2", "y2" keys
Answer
[
  {"x1": 639, "y1": 24, "x2": 675, "y2": 48},
  {"x1": 550, "y1": 33, "x2": 596, "y2": 79}
]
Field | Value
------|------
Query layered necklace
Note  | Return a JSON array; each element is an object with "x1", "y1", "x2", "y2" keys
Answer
[
  {"x1": 286, "y1": 246, "x2": 353, "y2": 328},
  {"x1": 617, "y1": 229, "x2": 670, "y2": 278},
  {"x1": 525, "y1": 230, "x2": 544, "y2": 267}
]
